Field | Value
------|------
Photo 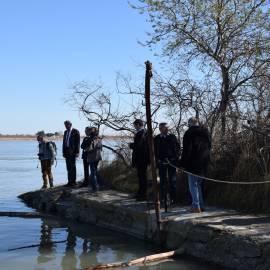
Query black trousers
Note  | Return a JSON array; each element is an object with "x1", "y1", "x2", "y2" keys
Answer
[
  {"x1": 136, "y1": 164, "x2": 148, "y2": 196},
  {"x1": 83, "y1": 159, "x2": 90, "y2": 184},
  {"x1": 65, "y1": 156, "x2": 76, "y2": 184}
]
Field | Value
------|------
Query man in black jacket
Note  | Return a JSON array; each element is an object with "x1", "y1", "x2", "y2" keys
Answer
[
  {"x1": 62, "y1": 120, "x2": 80, "y2": 187},
  {"x1": 180, "y1": 117, "x2": 211, "y2": 213},
  {"x1": 129, "y1": 119, "x2": 149, "y2": 199},
  {"x1": 154, "y1": 123, "x2": 180, "y2": 204}
]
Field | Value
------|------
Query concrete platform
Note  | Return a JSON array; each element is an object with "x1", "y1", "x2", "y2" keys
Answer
[{"x1": 19, "y1": 185, "x2": 270, "y2": 270}]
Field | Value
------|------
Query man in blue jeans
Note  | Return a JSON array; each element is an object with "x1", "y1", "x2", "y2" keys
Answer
[
  {"x1": 180, "y1": 117, "x2": 211, "y2": 213},
  {"x1": 154, "y1": 123, "x2": 180, "y2": 205},
  {"x1": 86, "y1": 127, "x2": 102, "y2": 192}
]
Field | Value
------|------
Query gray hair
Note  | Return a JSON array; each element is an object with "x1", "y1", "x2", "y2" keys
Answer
[{"x1": 188, "y1": 117, "x2": 199, "y2": 127}]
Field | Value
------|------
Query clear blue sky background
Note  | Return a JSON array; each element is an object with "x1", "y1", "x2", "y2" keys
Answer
[{"x1": 0, "y1": 0, "x2": 156, "y2": 135}]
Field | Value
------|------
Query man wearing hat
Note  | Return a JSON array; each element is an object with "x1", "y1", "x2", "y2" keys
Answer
[{"x1": 62, "y1": 120, "x2": 80, "y2": 187}]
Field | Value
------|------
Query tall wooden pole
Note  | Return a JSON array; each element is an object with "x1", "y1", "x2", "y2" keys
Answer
[{"x1": 144, "y1": 61, "x2": 161, "y2": 239}]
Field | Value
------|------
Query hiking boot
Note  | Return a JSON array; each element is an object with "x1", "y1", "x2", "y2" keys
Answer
[
  {"x1": 49, "y1": 180, "x2": 54, "y2": 188},
  {"x1": 41, "y1": 185, "x2": 47, "y2": 190}
]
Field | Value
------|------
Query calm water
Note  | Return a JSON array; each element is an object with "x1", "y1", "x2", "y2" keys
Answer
[{"x1": 0, "y1": 140, "x2": 220, "y2": 270}]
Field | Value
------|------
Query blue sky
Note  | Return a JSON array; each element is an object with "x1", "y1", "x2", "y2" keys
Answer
[{"x1": 0, "y1": 0, "x2": 156, "y2": 135}]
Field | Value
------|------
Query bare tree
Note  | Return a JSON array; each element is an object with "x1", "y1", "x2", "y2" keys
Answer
[{"x1": 132, "y1": 0, "x2": 270, "y2": 135}]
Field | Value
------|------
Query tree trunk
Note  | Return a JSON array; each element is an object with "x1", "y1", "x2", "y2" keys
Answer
[{"x1": 220, "y1": 66, "x2": 230, "y2": 137}]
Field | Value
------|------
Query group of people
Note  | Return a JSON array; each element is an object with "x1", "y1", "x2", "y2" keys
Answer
[
  {"x1": 130, "y1": 117, "x2": 211, "y2": 213},
  {"x1": 37, "y1": 120, "x2": 102, "y2": 191},
  {"x1": 37, "y1": 116, "x2": 211, "y2": 214}
]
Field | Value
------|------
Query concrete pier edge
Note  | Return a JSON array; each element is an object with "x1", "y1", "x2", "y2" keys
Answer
[{"x1": 19, "y1": 185, "x2": 270, "y2": 270}]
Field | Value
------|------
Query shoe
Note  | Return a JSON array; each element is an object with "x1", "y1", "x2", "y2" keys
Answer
[
  {"x1": 191, "y1": 207, "x2": 201, "y2": 213},
  {"x1": 64, "y1": 182, "x2": 76, "y2": 187},
  {"x1": 41, "y1": 185, "x2": 47, "y2": 190},
  {"x1": 70, "y1": 182, "x2": 77, "y2": 188},
  {"x1": 80, "y1": 182, "x2": 89, "y2": 187},
  {"x1": 136, "y1": 194, "x2": 147, "y2": 201},
  {"x1": 92, "y1": 185, "x2": 99, "y2": 192},
  {"x1": 170, "y1": 199, "x2": 176, "y2": 206}
]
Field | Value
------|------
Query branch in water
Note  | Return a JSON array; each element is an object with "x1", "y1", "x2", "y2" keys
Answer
[
  {"x1": 85, "y1": 249, "x2": 185, "y2": 270},
  {"x1": 8, "y1": 240, "x2": 67, "y2": 251}
]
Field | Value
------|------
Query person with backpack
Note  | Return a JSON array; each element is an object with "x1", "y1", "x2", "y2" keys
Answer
[
  {"x1": 154, "y1": 122, "x2": 180, "y2": 205},
  {"x1": 37, "y1": 135, "x2": 56, "y2": 189},
  {"x1": 179, "y1": 117, "x2": 211, "y2": 213},
  {"x1": 129, "y1": 119, "x2": 149, "y2": 200}
]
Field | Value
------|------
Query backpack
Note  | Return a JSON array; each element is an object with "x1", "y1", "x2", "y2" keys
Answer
[
  {"x1": 47, "y1": 141, "x2": 57, "y2": 165},
  {"x1": 47, "y1": 141, "x2": 57, "y2": 155}
]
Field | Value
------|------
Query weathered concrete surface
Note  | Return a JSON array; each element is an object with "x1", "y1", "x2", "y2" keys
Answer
[{"x1": 19, "y1": 185, "x2": 270, "y2": 270}]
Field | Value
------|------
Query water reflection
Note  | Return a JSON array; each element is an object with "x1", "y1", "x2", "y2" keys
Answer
[
  {"x1": 36, "y1": 219, "x2": 103, "y2": 270},
  {"x1": 30, "y1": 218, "x2": 224, "y2": 270},
  {"x1": 0, "y1": 217, "x2": 224, "y2": 270},
  {"x1": 37, "y1": 220, "x2": 56, "y2": 264},
  {"x1": 61, "y1": 231, "x2": 77, "y2": 270}
]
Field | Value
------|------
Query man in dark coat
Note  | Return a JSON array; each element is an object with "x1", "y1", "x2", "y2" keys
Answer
[
  {"x1": 154, "y1": 123, "x2": 180, "y2": 204},
  {"x1": 180, "y1": 117, "x2": 211, "y2": 213},
  {"x1": 62, "y1": 120, "x2": 80, "y2": 187},
  {"x1": 129, "y1": 119, "x2": 149, "y2": 199}
]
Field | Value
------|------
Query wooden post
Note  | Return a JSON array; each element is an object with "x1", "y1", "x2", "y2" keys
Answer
[{"x1": 144, "y1": 61, "x2": 161, "y2": 240}]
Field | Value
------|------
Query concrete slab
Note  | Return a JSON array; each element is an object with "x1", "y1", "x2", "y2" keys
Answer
[{"x1": 19, "y1": 185, "x2": 270, "y2": 270}]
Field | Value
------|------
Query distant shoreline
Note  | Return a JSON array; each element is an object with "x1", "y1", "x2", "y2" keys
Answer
[
  {"x1": 0, "y1": 136, "x2": 41, "y2": 141},
  {"x1": 0, "y1": 135, "x2": 130, "y2": 141}
]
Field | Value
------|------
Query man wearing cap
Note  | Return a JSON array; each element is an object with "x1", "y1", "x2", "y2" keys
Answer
[
  {"x1": 154, "y1": 122, "x2": 180, "y2": 205},
  {"x1": 37, "y1": 135, "x2": 56, "y2": 189},
  {"x1": 129, "y1": 119, "x2": 149, "y2": 199},
  {"x1": 180, "y1": 117, "x2": 211, "y2": 213},
  {"x1": 62, "y1": 120, "x2": 80, "y2": 187}
]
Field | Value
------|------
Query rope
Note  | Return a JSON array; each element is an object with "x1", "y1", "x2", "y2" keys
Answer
[{"x1": 164, "y1": 160, "x2": 270, "y2": 185}]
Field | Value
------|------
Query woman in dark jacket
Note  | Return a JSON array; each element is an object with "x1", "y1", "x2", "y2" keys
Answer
[
  {"x1": 87, "y1": 127, "x2": 102, "y2": 192},
  {"x1": 80, "y1": 127, "x2": 91, "y2": 187}
]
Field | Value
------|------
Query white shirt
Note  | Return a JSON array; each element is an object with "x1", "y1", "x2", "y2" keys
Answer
[{"x1": 66, "y1": 128, "x2": 73, "y2": 147}]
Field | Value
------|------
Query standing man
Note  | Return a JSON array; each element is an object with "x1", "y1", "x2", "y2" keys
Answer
[
  {"x1": 37, "y1": 135, "x2": 56, "y2": 189},
  {"x1": 129, "y1": 119, "x2": 149, "y2": 200},
  {"x1": 154, "y1": 123, "x2": 180, "y2": 205},
  {"x1": 180, "y1": 117, "x2": 211, "y2": 213},
  {"x1": 62, "y1": 120, "x2": 80, "y2": 187}
]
